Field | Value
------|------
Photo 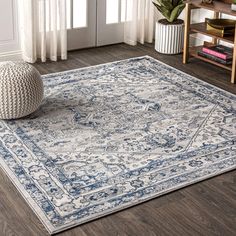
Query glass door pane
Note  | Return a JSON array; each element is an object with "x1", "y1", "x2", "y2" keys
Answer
[
  {"x1": 97, "y1": 0, "x2": 124, "y2": 46},
  {"x1": 106, "y1": 0, "x2": 119, "y2": 24},
  {"x1": 73, "y1": 0, "x2": 87, "y2": 28},
  {"x1": 67, "y1": 0, "x2": 96, "y2": 50}
]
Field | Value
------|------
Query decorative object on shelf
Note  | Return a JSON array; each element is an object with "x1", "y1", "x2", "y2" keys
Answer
[
  {"x1": 0, "y1": 61, "x2": 44, "y2": 119},
  {"x1": 206, "y1": 24, "x2": 235, "y2": 36},
  {"x1": 202, "y1": 0, "x2": 213, "y2": 4},
  {"x1": 222, "y1": 0, "x2": 234, "y2": 4},
  {"x1": 206, "y1": 18, "x2": 236, "y2": 30},
  {"x1": 206, "y1": 18, "x2": 236, "y2": 36},
  {"x1": 231, "y1": 0, "x2": 236, "y2": 10},
  {"x1": 153, "y1": 0, "x2": 185, "y2": 54}
]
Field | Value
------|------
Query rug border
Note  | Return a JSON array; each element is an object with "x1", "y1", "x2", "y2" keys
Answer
[
  {"x1": 0, "y1": 152, "x2": 55, "y2": 233},
  {"x1": 42, "y1": 55, "x2": 236, "y2": 99},
  {"x1": 0, "y1": 56, "x2": 235, "y2": 235},
  {"x1": 145, "y1": 55, "x2": 236, "y2": 98},
  {"x1": 1, "y1": 155, "x2": 234, "y2": 235},
  {"x1": 46, "y1": 166, "x2": 236, "y2": 234}
]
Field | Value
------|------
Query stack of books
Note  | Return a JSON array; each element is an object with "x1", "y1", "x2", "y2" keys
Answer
[{"x1": 198, "y1": 44, "x2": 233, "y2": 65}]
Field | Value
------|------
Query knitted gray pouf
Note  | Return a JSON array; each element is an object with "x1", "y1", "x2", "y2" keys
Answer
[{"x1": 0, "y1": 61, "x2": 44, "y2": 119}]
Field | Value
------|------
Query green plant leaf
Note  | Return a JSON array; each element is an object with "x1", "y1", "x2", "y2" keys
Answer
[
  {"x1": 153, "y1": 0, "x2": 172, "y2": 11},
  {"x1": 152, "y1": 0, "x2": 185, "y2": 23},
  {"x1": 160, "y1": 0, "x2": 173, "y2": 11},
  {"x1": 152, "y1": 2, "x2": 171, "y2": 20},
  {"x1": 172, "y1": 0, "x2": 183, "y2": 8},
  {"x1": 169, "y1": 3, "x2": 185, "y2": 22}
]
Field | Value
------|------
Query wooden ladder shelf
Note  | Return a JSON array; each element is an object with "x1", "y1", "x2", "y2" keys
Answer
[{"x1": 183, "y1": 0, "x2": 236, "y2": 84}]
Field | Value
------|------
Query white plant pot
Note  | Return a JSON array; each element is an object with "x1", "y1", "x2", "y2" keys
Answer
[{"x1": 155, "y1": 19, "x2": 184, "y2": 54}]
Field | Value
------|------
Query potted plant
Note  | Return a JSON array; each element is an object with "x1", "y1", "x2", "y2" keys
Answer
[{"x1": 152, "y1": 0, "x2": 185, "y2": 54}]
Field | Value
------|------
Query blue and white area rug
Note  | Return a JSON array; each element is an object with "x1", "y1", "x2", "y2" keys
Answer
[{"x1": 0, "y1": 56, "x2": 235, "y2": 234}]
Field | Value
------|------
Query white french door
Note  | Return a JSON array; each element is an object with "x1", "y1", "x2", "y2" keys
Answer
[
  {"x1": 67, "y1": 0, "x2": 96, "y2": 50},
  {"x1": 67, "y1": 0, "x2": 125, "y2": 50},
  {"x1": 97, "y1": 0, "x2": 125, "y2": 46}
]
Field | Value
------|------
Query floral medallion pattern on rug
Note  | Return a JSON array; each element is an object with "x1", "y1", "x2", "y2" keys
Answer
[{"x1": 0, "y1": 56, "x2": 235, "y2": 234}]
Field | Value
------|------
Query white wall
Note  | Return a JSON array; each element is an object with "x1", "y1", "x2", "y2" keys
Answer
[
  {"x1": 0, "y1": 0, "x2": 21, "y2": 61},
  {"x1": 187, "y1": 8, "x2": 214, "y2": 46}
]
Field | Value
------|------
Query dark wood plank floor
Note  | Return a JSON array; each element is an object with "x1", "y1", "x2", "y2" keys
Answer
[{"x1": 0, "y1": 43, "x2": 235, "y2": 236}]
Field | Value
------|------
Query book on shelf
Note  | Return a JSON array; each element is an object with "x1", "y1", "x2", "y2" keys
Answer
[
  {"x1": 202, "y1": 44, "x2": 233, "y2": 60},
  {"x1": 198, "y1": 51, "x2": 232, "y2": 65}
]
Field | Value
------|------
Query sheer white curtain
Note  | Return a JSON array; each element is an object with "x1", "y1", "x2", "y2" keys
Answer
[
  {"x1": 124, "y1": 0, "x2": 154, "y2": 46},
  {"x1": 19, "y1": 0, "x2": 67, "y2": 63}
]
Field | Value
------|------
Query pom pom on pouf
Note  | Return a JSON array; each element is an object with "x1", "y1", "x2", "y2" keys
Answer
[{"x1": 0, "y1": 61, "x2": 44, "y2": 119}]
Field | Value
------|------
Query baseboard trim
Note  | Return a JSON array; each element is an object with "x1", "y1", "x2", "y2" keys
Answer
[{"x1": 0, "y1": 50, "x2": 22, "y2": 61}]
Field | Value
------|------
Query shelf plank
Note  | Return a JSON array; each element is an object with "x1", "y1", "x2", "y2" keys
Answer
[
  {"x1": 189, "y1": 45, "x2": 232, "y2": 71},
  {"x1": 185, "y1": 0, "x2": 236, "y2": 16},
  {"x1": 190, "y1": 22, "x2": 234, "y2": 44}
]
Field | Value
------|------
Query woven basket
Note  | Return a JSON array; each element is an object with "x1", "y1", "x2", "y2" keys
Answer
[{"x1": 0, "y1": 62, "x2": 44, "y2": 119}]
